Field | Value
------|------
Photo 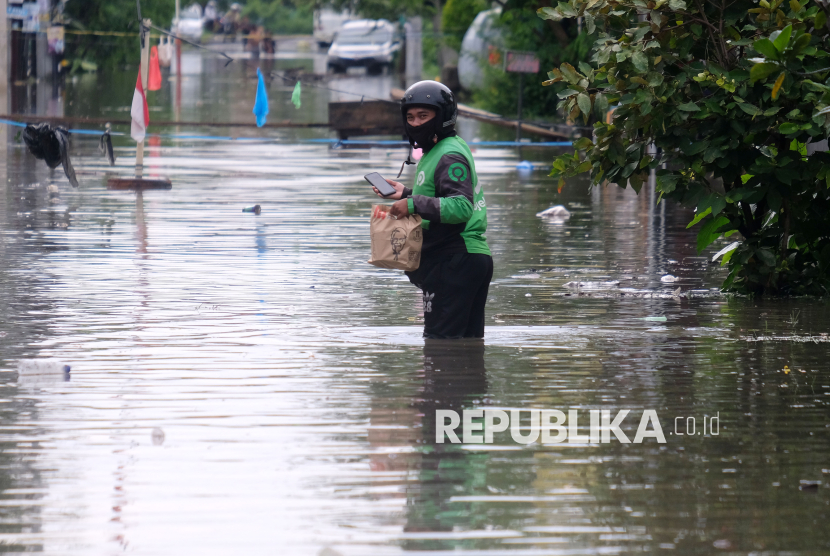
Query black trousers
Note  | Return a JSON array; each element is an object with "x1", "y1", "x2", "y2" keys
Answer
[{"x1": 406, "y1": 253, "x2": 494, "y2": 339}]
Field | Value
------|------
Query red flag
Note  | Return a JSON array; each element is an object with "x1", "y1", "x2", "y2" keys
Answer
[
  {"x1": 148, "y1": 46, "x2": 162, "y2": 91},
  {"x1": 130, "y1": 68, "x2": 149, "y2": 143}
]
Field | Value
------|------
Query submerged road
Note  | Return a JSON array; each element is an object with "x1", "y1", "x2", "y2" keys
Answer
[{"x1": 0, "y1": 46, "x2": 828, "y2": 556}]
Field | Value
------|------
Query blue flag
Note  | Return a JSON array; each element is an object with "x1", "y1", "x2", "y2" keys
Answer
[{"x1": 253, "y1": 68, "x2": 269, "y2": 127}]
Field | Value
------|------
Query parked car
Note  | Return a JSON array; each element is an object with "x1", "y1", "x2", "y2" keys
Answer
[
  {"x1": 314, "y1": 8, "x2": 352, "y2": 48},
  {"x1": 173, "y1": 3, "x2": 204, "y2": 43},
  {"x1": 327, "y1": 20, "x2": 400, "y2": 75}
]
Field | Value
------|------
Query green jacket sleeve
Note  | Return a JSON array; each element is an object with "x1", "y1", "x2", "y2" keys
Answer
[{"x1": 410, "y1": 154, "x2": 474, "y2": 224}]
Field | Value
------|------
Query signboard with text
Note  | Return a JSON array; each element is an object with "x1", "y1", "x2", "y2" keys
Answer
[{"x1": 505, "y1": 50, "x2": 540, "y2": 74}]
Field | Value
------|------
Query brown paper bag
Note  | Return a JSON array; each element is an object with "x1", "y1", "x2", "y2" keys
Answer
[{"x1": 367, "y1": 205, "x2": 423, "y2": 271}]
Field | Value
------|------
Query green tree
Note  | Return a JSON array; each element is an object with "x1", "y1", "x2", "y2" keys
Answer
[
  {"x1": 242, "y1": 0, "x2": 314, "y2": 33},
  {"x1": 442, "y1": 0, "x2": 490, "y2": 51},
  {"x1": 320, "y1": 0, "x2": 432, "y2": 20},
  {"x1": 540, "y1": 0, "x2": 830, "y2": 295},
  {"x1": 64, "y1": 0, "x2": 174, "y2": 69},
  {"x1": 475, "y1": 0, "x2": 595, "y2": 118}
]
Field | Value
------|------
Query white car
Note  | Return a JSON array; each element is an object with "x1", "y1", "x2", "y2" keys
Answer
[
  {"x1": 173, "y1": 3, "x2": 204, "y2": 43},
  {"x1": 327, "y1": 20, "x2": 400, "y2": 75}
]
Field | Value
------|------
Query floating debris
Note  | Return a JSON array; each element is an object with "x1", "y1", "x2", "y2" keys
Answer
[
  {"x1": 22, "y1": 123, "x2": 79, "y2": 187},
  {"x1": 99, "y1": 124, "x2": 116, "y2": 166},
  {"x1": 17, "y1": 359, "x2": 71, "y2": 384},
  {"x1": 742, "y1": 335, "x2": 830, "y2": 343},
  {"x1": 151, "y1": 427, "x2": 165, "y2": 445},
  {"x1": 563, "y1": 280, "x2": 620, "y2": 290},
  {"x1": 799, "y1": 480, "x2": 821, "y2": 492},
  {"x1": 536, "y1": 205, "x2": 571, "y2": 220},
  {"x1": 243, "y1": 205, "x2": 262, "y2": 214}
]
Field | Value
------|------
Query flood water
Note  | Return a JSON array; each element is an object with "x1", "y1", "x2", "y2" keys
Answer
[{"x1": 1, "y1": 48, "x2": 829, "y2": 555}]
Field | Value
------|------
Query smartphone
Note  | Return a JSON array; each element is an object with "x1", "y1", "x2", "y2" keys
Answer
[{"x1": 364, "y1": 172, "x2": 398, "y2": 197}]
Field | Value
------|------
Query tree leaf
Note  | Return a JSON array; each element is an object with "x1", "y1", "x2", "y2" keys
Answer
[
  {"x1": 756, "y1": 248, "x2": 777, "y2": 267},
  {"x1": 537, "y1": 7, "x2": 562, "y2": 21},
  {"x1": 632, "y1": 51, "x2": 649, "y2": 72},
  {"x1": 678, "y1": 102, "x2": 700, "y2": 111},
  {"x1": 668, "y1": 0, "x2": 686, "y2": 10},
  {"x1": 577, "y1": 93, "x2": 592, "y2": 116},
  {"x1": 816, "y1": 10, "x2": 827, "y2": 30},
  {"x1": 791, "y1": 33, "x2": 811, "y2": 54},
  {"x1": 556, "y1": 1, "x2": 578, "y2": 18},
  {"x1": 584, "y1": 12, "x2": 596, "y2": 34},
  {"x1": 687, "y1": 206, "x2": 712, "y2": 228},
  {"x1": 753, "y1": 38, "x2": 779, "y2": 59},
  {"x1": 750, "y1": 62, "x2": 779, "y2": 82},
  {"x1": 595, "y1": 93, "x2": 609, "y2": 115},
  {"x1": 771, "y1": 71, "x2": 786, "y2": 100},
  {"x1": 560, "y1": 63, "x2": 581, "y2": 84},
  {"x1": 712, "y1": 241, "x2": 740, "y2": 263},
  {"x1": 697, "y1": 216, "x2": 730, "y2": 252},
  {"x1": 738, "y1": 102, "x2": 761, "y2": 115},
  {"x1": 773, "y1": 24, "x2": 792, "y2": 52},
  {"x1": 721, "y1": 247, "x2": 738, "y2": 266},
  {"x1": 573, "y1": 137, "x2": 594, "y2": 150},
  {"x1": 779, "y1": 122, "x2": 800, "y2": 134},
  {"x1": 575, "y1": 160, "x2": 593, "y2": 173}
]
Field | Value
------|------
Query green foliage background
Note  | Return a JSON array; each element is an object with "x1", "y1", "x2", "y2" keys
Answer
[
  {"x1": 64, "y1": 0, "x2": 174, "y2": 68},
  {"x1": 242, "y1": 0, "x2": 313, "y2": 34},
  {"x1": 542, "y1": 0, "x2": 830, "y2": 295},
  {"x1": 471, "y1": 1, "x2": 594, "y2": 119},
  {"x1": 442, "y1": 0, "x2": 490, "y2": 51}
]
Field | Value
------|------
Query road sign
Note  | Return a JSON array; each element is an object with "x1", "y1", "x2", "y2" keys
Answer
[{"x1": 505, "y1": 50, "x2": 540, "y2": 74}]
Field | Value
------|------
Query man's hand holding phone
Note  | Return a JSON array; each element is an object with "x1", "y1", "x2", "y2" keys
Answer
[
  {"x1": 372, "y1": 179, "x2": 405, "y2": 200},
  {"x1": 365, "y1": 172, "x2": 410, "y2": 218}
]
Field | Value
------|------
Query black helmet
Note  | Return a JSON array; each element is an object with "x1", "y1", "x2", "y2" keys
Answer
[{"x1": 400, "y1": 80, "x2": 457, "y2": 132}]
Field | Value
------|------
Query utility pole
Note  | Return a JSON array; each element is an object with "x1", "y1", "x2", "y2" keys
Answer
[
  {"x1": 0, "y1": 0, "x2": 8, "y2": 113},
  {"x1": 0, "y1": 0, "x2": 8, "y2": 158},
  {"x1": 175, "y1": 0, "x2": 181, "y2": 121},
  {"x1": 135, "y1": 19, "x2": 150, "y2": 178}
]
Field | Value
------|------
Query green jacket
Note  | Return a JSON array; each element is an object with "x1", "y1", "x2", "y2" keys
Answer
[{"x1": 405, "y1": 136, "x2": 490, "y2": 256}]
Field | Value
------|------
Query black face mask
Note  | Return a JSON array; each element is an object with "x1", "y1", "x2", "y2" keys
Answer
[{"x1": 405, "y1": 119, "x2": 438, "y2": 151}]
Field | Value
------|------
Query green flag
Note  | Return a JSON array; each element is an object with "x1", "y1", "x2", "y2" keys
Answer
[{"x1": 291, "y1": 81, "x2": 301, "y2": 109}]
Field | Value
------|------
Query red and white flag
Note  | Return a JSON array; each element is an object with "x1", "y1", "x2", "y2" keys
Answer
[{"x1": 130, "y1": 69, "x2": 149, "y2": 143}]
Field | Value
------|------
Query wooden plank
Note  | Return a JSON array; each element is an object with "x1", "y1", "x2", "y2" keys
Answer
[
  {"x1": 390, "y1": 88, "x2": 572, "y2": 140},
  {"x1": 328, "y1": 101, "x2": 403, "y2": 140},
  {"x1": 107, "y1": 177, "x2": 172, "y2": 190}
]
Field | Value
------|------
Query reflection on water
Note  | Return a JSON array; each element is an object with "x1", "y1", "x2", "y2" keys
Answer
[{"x1": 0, "y1": 49, "x2": 829, "y2": 555}]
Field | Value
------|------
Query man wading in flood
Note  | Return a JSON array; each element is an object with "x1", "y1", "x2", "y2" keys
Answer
[{"x1": 372, "y1": 81, "x2": 493, "y2": 339}]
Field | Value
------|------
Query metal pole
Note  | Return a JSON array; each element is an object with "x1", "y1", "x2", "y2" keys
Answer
[
  {"x1": 516, "y1": 73, "x2": 523, "y2": 143},
  {"x1": 135, "y1": 19, "x2": 151, "y2": 178},
  {"x1": 175, "y1": 0, "x2": 181, "y2": 119}
]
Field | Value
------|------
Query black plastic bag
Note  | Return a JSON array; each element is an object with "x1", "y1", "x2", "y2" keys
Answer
[{"x1": 22, "y1": 123, "x2": 79, "y2": 187}]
